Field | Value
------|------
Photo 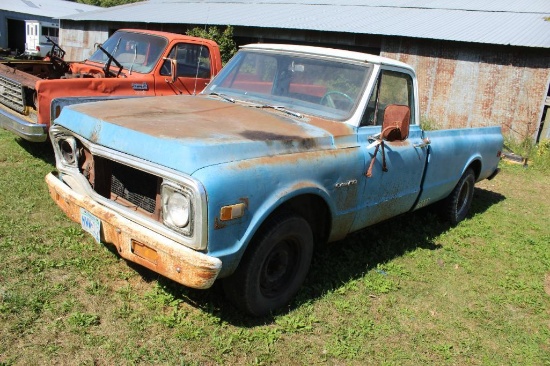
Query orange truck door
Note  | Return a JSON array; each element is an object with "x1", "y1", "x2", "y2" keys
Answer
[{"x1": 154, "y1": 42, "x2": 214, "y2": 96}]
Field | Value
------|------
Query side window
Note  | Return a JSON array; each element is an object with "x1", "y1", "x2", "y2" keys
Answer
[
  {"x1": 361, "y1": 70, "x2": 414, "y2": 126},
  {"x1": 161, "y1": 44, "x2": 211, "y2": 78}
]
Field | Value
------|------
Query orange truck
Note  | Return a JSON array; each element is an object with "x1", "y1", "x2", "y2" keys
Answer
[{"x1": 0, "y1": 29, "x2": 222, "y2": 142}]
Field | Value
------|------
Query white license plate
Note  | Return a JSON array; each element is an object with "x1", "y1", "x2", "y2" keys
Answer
[{"x1": 80, "y1": 208, "x2": 101, "y2": 243}]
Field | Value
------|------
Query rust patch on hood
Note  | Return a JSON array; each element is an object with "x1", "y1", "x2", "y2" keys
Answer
[
  {"x1": 71, "y1": 95, "x2": 355, "y2": 144},
  {"x1": 72, "y1": 96, "x2": 316, "y2": 141}
]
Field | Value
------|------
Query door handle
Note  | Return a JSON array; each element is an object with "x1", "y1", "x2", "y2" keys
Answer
[{"x1": 414, "y1": 138, "x2": 431, "y2": 148}]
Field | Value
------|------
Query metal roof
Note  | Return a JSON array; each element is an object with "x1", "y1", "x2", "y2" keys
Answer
[
  {"x1": 1, "y1": 0, "x2": 100, "y2": 18},
  {"x1": 61, "y1": 0, "x2": 550, "y2": 48}
]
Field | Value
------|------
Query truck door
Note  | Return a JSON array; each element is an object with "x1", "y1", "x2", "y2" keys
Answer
[
  {"x1": 351, "y1": 68, "x2": 428, "y2": 230},
  {"x1": 156, "y1": 43, "x2": 213, "y2": 95}
]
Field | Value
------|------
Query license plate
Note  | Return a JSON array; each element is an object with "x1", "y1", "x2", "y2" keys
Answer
[{"x1": 80, "y1": 208, "x2": 101, "y2": 243}]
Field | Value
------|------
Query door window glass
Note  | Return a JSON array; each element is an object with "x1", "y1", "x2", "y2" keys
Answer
[
  {"x1": 161, "y1": 44, "x2": 211, "y2": 78},
  {"x1": 361, "y1": 70, "x2": 414, "y2": 126}
]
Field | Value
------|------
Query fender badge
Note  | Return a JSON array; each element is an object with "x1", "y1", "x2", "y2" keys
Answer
[
  {"x1": 335, "y1": 179, "x2": 358, "y2": 188},
  {"x1": 132, "y1": 82, "x2": 148, "y2": 91}
]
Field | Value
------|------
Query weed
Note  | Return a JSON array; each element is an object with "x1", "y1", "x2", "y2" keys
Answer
[
  {"x1": 275, "y1": 310, "x2": 318, "y2": 333},
  {"x1": 67, "y1": 312, "x2": 100, "y2": 328},
  {"x1": 532, "y1": 139, "x2": 550, "y2": 171},
  {"x1": 503, "y1": 135, "x2": 550, "y2": 171},
  {"x1": 420, "y1": 116, "x2": 440, "y2": 130}
]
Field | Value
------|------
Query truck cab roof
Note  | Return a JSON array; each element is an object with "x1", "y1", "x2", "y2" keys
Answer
[{"x1": 241, "y1": 43, "x2": 415, "y2": 73}]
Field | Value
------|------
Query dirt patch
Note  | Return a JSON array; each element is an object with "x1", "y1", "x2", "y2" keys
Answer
[{"x1": 544, "y1": 272, "x2": 550, "y2": 297}]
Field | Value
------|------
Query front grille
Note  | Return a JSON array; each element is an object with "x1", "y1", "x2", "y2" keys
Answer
[
  {"x1": 0, "y1": 74, "x2": 26, "y2": 113},
  {"x1": 110, "y1": 161, "x2": 159, "y2": 214},
  {"x1": 84, "y1": 153, "x2": 161, "y2": 217}
]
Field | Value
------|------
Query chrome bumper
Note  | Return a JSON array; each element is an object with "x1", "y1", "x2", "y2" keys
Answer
[
  {"x1": 0, "y1": 107, "x2": 47, "y2": 142},
  {"x1": 45, "y1": 171, "x2": 222, "y2": 289}
]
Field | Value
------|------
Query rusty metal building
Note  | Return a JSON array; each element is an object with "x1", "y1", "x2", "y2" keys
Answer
[
  {"x1": 0, "y1": 0, "x2": 99, "y2": 54},
  {"x1": 59, "y1": 0, "x2": 550, "y2": 142}
]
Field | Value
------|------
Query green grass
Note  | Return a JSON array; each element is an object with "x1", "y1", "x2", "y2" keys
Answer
[{"x1": 1, "y1": 128, "x2": 549, "y2": 365}]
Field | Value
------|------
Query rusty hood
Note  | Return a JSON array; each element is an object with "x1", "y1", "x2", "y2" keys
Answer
[{"x1": 56, "y1": 95, "x2": 356, "y2": 174}]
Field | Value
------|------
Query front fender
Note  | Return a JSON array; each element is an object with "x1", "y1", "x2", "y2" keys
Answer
[
  {"x1": 193, "y1": 147, "x2": 362, "y2": 277},
  {"x1": 36, "y1": 76, "x2": 157, "y2": 124},
  {"x1": 224, "y1": 181, "x2": 334, "y2": 277}
]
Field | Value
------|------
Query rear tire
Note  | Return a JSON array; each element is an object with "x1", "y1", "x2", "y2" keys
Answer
[
  {"x1": 222, "y1": 212, "x2": 314, "y2": 317},
  {"x1": 441, "y1": 168, "x2": 476, "y2": 225}
]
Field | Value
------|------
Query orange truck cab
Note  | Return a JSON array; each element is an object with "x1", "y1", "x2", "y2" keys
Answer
[{"x1": 0, "y1": 29, "x2": 222, "y2": 142}]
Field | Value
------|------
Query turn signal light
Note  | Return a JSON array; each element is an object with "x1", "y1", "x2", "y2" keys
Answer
[{"x1": 220, "y1": 203, "x2": 246, "y2": 221}]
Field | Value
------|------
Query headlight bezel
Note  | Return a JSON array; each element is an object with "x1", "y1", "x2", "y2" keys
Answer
[
  {"x1": 53, "y1": 134, "x2": 80, "y2": 169},
  {"x1": 161, "y1": 181, "x2": 194, "y2": 236}
]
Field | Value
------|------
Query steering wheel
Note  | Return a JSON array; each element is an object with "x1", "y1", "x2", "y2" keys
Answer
[{"x1": 320, "y1": 91, "x2": 354, "y2": 110}]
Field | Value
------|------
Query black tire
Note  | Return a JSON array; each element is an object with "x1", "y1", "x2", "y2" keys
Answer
[
  {"x1": 222, "y1": 212, "x2": 314, "y2": 317},
  {"x1": 441, "y1": 168, "x2": 476, "y2": 225}
]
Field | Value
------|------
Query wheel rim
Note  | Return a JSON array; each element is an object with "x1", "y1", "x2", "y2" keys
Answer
[{"x1": 260, "y1": 238, "x2": 300, "y2": 298}]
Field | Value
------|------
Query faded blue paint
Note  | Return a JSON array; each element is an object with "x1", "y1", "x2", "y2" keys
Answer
[
  {"x1": 419, "y1": 126, "x2": 503, "y2": 204},
  {"x1": 50, "y1": 46, "x2": 504, "y2": 281},
  {"x1": 58, "y1": 96, "x2": 344, "y2": 176},
  {"x1": 54, "y1": 96, "x2": 503, "y2": 278}
]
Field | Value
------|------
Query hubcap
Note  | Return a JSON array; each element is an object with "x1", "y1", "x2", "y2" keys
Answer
[{"x1": 260, "y1": 239, "x2": 299, "y2": 298}]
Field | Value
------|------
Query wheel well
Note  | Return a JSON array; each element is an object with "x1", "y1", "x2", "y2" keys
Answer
[
  {"x1": 272, "y1": 194, "x2": 331, "y2": 247},
  {"x1": 467, "y1": 159, "x2": 482, "y2": 179}
]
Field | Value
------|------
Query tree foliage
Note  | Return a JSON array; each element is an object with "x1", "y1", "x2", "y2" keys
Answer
[{"x1": 186, "y1": 26, "x2": 237, "y2": 65}]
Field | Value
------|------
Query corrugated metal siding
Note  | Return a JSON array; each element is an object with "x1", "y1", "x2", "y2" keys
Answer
[
  {"x1": 382, "y1": 39, "x2": 550, "y2": 139},
  {"x1": 62, "y1": 0, "x2": 550, "y2": 48},
  {"x1": 1, "y1": 0, "x2": 100, "y2": 18},
  {"x1": 61, "y1": 26, "x2": 108, "y2": 61}
]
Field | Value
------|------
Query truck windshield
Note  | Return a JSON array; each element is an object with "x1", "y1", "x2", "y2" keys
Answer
[
  {"x1": 88, "y1": 31, "x2": 167, "y2": 74},
  {"x1": 204, "y1": 50, "x2": 371, "y2": 120}
]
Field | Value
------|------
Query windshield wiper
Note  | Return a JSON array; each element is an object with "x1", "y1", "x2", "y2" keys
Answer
[
  {"x1": 257, "y1": 105, "x2": 303, "y2": 118},
  {"x1": 209, "y1": 92, "x2": 235, "y2": 103},
  {"x1": 98, "y1": 44, "x2": 124, "y2": 78},
  {"x1": 128, "y1": 46, "x2": 137, "y2": 75}
]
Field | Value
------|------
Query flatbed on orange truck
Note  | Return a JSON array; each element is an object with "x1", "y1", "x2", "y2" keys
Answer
[{"x1": 0, "y1": 29, "x2": 222, "y2": 142}]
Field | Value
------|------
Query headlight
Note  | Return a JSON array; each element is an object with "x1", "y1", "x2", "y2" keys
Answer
[
  {"x1": 58, "y1": 136, "x2": 79, "y2": 166},
  {"x1": 161, "y1": 182, "x2": 192, "y2": 233}
]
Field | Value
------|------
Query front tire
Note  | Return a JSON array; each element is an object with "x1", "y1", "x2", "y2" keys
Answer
[
  {"x1": 222, "y1": 212, "x2": 314, "y2": 317},
  {"x1": 441, "y1": 168, "x2": 476, "y2": 225}
]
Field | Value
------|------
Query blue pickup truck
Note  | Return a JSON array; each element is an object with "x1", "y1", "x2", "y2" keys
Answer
[{"x1": 46, "y1": 44, "x2": 502, "y2": 316}]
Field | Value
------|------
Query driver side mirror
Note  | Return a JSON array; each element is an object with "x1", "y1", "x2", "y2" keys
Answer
[
  {"x1": 381, "y1": 104, "x2": 410, "y2": 141},
  {"x1": 169, "y1": 58, "x2": 178, "y2": 82},
  {"x1": 162, "y1": 57, "x2": 178, "y2": 82}
]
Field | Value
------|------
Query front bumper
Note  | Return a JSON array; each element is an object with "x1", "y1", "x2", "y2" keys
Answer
[
  {"x1": 45, "y1": 172, "x2": 222, "y2": 289},
  {"x1": 0, "y1": 107, "x2": 47, "y2": 142}
]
